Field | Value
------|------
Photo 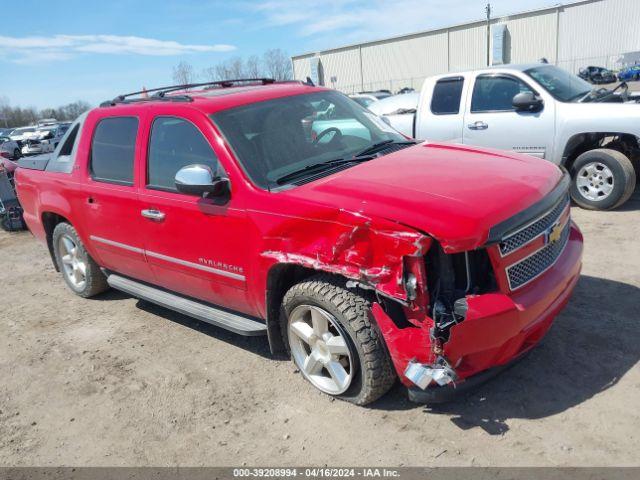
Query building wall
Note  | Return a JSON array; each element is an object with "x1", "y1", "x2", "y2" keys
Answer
[
  {"x1": 291, "y1": 0, "x2": 639, "y2": 93},
  {"x1": 558, "y1": 0, "x2": 640, "y2": 71}
]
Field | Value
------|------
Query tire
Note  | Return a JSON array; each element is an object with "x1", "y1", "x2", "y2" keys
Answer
[
  {"x1": 569, "y1": 148, "x2": 636, "y2": 210},
  {"x1": 281, "y1": 275, "x2": 396, "y2": 405},
  {"x1": 13, "y1": 149, "x2": 20, "y2": 160},
  {"x1": 52, "y1": 222, "x2": 109, "y2": 298}
]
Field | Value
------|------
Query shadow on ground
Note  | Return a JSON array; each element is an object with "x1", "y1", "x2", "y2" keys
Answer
[
  {"x1": 372, "y1": 275, "x2": 640, "y2": 433},
  {"x1": 134, "y1": 299, "x2": 276, "y2": 359},
  {"x1": 612, "y1": 187, "x2": 640, "y2": 212},
  {"x1": 92, "y1": 270, "x2": 639, "y2": 431}
]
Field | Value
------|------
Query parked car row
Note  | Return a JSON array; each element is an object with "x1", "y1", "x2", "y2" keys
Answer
[
  {"x1": 578, "y1": 64, "x2": 640, "y2": 84},
  {"x1": 3, "y1": 121, "x2": 72, "y2": 158}
]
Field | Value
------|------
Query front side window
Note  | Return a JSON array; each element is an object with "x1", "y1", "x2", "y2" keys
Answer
[
  {"x1": 90, "y1": 117, "x2": 138, "y2": 185},
  {"x1": 147, "y1": 117, "x2": 221, "y2": 192},
  {"x1": 431, "y1": 77, "x2": 464, "y2": 115},
  {"x1": 471, "y1": 76, "x2": 534, "y2": 113},
  {"x1": 211, "y1": 90, "x2": 406, "y2": 189}
]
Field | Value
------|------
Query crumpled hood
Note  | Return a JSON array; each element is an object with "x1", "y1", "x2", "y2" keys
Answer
[{"x1": 286, "y1": 142, "x2": 562, "y2": 251}]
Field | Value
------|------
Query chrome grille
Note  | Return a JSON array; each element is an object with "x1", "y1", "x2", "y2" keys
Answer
[
  {"x1": 499, "y1": 194, "x2": 570, "y2": 256},
  {"x1": 506, "y1": 221, "x2": 570, "y2": 290}
]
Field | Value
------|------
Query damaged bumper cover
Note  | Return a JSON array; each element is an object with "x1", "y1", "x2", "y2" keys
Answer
[{"x1": 373, "y1": 223, "x2": 583, "y2": 403}]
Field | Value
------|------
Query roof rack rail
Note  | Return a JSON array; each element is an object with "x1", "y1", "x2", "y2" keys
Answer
[{"x1": 100, "y1": 78, "x2": 277, "y2": 107}]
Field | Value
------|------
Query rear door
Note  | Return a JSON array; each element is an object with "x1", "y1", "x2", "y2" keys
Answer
[
  {"x1": 415, "y1": 76, "x2": 466, "y2": 142},
  {"x1": 462, "y1": 73, "x2": 555, "y2": 159},
  {"x1": 137, "y1": 111, "x2": 252, "y2": 314},
  {"x1": 79, "y1": 114, "x2": 155, "y2": 283}
]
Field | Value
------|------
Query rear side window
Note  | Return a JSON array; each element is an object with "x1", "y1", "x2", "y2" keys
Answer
[
  {"x1": 147, "y1": 117, "x2": 221, "y2": 192},
  {"x1": 90, "y1": 117, "x2": 138, "y2": 185},
  {"x1": 471, "y1": 76, "x2": 534, "y2": 113},
  {"x1": 59, "y1": 124, "x2": 79, "y2": 157},
  {"x1": 430, "y1": 77, "x2": 464, "y2": 115}
]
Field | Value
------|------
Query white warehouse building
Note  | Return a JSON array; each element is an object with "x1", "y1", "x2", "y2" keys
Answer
[{"x1": 291, "y1": 0, "x2": 640, "y2": 94}]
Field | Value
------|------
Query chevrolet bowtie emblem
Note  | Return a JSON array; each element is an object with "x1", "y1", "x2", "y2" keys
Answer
[{"x1": 547, "y1": 222, "x2": 563, "y2": 245}]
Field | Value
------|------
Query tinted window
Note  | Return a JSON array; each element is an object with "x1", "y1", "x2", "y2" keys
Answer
[
  {"x1": 471, "y1": 76, "x2": 534, "y2": 112},
  {"x1": 147, "y1": 117, "x2": 220, "y2": 191},
  {"x1": 59, "y1": 124, "x2": 79, "y2": 156},
  {"x1": 431, "y1": 77, "x2": 464, "y2": 115},
  {"x1": 91, "y1": 117, "x2": 138, "y2": 184}
]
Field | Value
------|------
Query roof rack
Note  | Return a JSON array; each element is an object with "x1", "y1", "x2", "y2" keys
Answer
[{"x1": 100, "y1": 78, "x2": 277, "y2": 107}]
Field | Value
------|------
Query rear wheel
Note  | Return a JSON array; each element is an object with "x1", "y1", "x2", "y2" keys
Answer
[
  {"x1": 52, "y1": 222, "x2": 109, "y2": 298},
  {"x1": 570, "y1": 149, "x2": 636, "y2": 210},
  {"x1": 281, "y1": 275, "x2": 396, "y2": 405}
]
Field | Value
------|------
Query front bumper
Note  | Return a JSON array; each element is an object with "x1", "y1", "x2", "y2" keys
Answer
[
  {"x1": 407, "y1": 349, "x2": 531, "y2": 403},
  {"x1": 372, "y1": 222, "x2": 583, "y2": 402},
  {"x1": 21, "y1": 146, "x2": 43, "y2": 155}
]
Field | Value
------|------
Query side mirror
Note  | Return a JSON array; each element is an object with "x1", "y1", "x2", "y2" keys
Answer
[
  {"x1": 512, "y1": 92, "x2": 543, "y2": 112},
  {"x1": 175, "y1": 164, "x2": 230, "y2": 198}
]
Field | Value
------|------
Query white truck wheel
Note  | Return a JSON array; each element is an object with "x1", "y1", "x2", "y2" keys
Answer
[{"x1": 569, "y1": 149, "x2": 636, "y2": 210}]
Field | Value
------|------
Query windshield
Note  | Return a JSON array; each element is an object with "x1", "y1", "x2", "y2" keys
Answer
[
  {"x1": 11, "y1": 127, "x2": 35, "y2": 135},
  {"x1": 351, "y1": 96, "x2": 376, "y2": 108},
  {"x1": 525, "y1": 65, "x2": 593, "y2": 102},
  {"x1": 211, "y1": 90, "x2": 406, "y2": 189}
]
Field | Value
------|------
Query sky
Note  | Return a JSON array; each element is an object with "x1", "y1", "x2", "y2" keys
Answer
[{"x1": 0, "y1": 0, "x2": 558, "y2": 109}]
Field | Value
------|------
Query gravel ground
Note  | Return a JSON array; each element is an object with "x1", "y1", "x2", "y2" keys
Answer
[{"x1": 0, "y1": 192, "x2": 639, "y2": 467}]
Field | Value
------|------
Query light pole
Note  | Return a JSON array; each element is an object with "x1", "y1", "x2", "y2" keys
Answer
[{"x1": 486, "y1": 2, "x2": 492, "y2": 66}]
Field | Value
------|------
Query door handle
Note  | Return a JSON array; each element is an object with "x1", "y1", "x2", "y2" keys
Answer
[
  {"x1": 141, "y1": 209, "x2": 166, "y2": 221},
  {"x1": 467, "y1": 121, "x2": 488, "y2": 130}
]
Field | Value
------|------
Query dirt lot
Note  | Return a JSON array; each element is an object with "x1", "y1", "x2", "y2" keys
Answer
[{"x1": 1, "y1": 193, "x2": 639, "y2": 467}]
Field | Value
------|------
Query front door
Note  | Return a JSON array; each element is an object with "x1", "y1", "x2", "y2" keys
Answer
[
  {"x1": 463, "y1": 73, "x2": 555, "y2": 159},
  {"x1": 137, "y1": 112, "x2": 252, "y2": 314}
]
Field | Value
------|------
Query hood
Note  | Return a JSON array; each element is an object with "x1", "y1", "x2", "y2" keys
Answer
[{"x1": 286, "y1": 142, "x2": 562, "y2": 251}]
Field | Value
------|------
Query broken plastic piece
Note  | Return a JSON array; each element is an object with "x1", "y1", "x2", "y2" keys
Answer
[{"x1": 404, "y1": 359, "x2": 457, "y2": 389}]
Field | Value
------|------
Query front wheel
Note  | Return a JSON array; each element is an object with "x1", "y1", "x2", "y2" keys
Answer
[
  {"x1": 281, "y1": 275, "x2": 396, "y2": 405},
  {"x1": 52, "y1": 222, "x2": 109, "y2": 298},
  {"x1": 570, "y1": 149, "x2": 636, "y2": 210}
]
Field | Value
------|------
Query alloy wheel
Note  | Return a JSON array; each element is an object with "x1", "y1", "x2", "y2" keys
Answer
[
  {"x1": 576, "y1": 161, "x2": 614, "y2": 201},
  {"x1": 58, "y1": 234, "x2": 87, "y2": 290},
  {"x1": 288, "y1": 304, "x2": 354, "y2": 395}
]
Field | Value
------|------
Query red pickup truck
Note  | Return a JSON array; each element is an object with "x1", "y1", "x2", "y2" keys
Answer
[{"x1": 15, "y1": 79, "x2": 583, "y2": 405}]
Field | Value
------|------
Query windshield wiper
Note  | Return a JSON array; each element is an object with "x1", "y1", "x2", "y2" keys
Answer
[
  {"x1": 275, "y1": 156, "x2": 374, "y2": 185},
  {"x1": 353, "y1": 139, "x2": 415, "y2": 158}
]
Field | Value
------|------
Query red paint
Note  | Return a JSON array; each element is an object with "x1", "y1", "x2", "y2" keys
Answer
[{"x1": 14, "y1": 82, "x2": 583, "y2": 391}]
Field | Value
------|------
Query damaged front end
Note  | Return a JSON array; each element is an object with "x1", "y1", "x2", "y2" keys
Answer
[
  {"x1": 371, "y1": 186, "x2": 583, "y2": 402},
  {"x1": 372, "y1": 242, "x2": 500, "y2": 394},
  {"x1": 257, "y1": 175, "x2": 582, "y2": 402}
]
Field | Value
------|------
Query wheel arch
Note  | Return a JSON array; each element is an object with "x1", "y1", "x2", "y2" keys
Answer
[
  {"x1": 264, "y1": 262, "x2": 321, "y2": 354},
  {"x1": 561, "y1": 132, "x2": 640, "y2": 172},
  {"x1": 41, "y1": 211, "x2": 71, "y2": 271}
]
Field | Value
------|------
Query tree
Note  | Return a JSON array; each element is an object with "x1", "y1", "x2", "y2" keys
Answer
[
  {"x1": 245, "y1": 55, "x2": 261, "y2": 78},
  {"x1": 263, "y1": 49, "x2": 292, "y2": 81},
  {"x1": 197, "y1": 48, "x2": 292, "y2": 84},
  {"x1": 0, "y1": 100, "x2": 92, "y2": 128},
  {"x1": 172, "y1": 60, "x2": 195, "y2": 86}
]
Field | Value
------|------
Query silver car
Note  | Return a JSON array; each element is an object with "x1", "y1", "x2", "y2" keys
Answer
[{"x1": 0, "y1": 136, "x2": 21, "y2": 160}]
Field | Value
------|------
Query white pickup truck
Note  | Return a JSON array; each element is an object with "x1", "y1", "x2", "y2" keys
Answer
[{"x1": 409, "y1": 63, "x2": 639, "y2": 210}]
